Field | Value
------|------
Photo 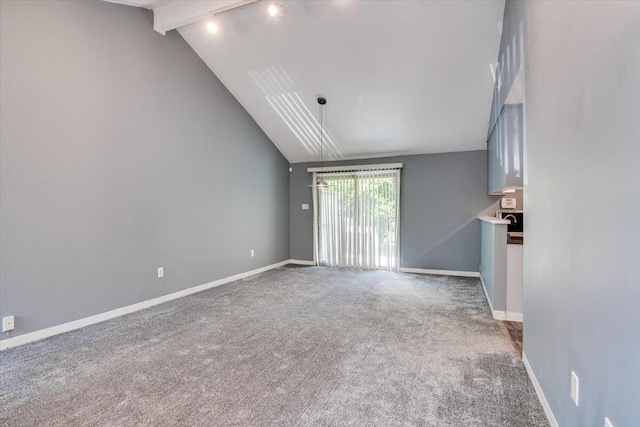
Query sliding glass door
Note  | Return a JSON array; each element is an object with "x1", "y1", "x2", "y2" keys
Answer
[{"x1": 313, "y1": 168, "x2": 400, "y2": 271}]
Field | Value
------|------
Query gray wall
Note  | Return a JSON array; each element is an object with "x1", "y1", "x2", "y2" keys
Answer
[
  {"x1": 515, "y1": 1, "x2": 640, "y2": 426},
  {"x1": 0, "y1": 0, "x2": 289, "y2": 341},
  {"x1": 290, "y1": 151, "x2": 499, "y2": 271}
]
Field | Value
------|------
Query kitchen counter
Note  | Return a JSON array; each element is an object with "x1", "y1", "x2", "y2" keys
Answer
[
  {"x1": 479, "y1": 216, "x2": 524, "y2": 245},
  {"x1": 478, "y1": 216, "x2": 511, "y2": 225},
  {"x1": 479, "y1": 216, "x2": 523, "y2": 321}
]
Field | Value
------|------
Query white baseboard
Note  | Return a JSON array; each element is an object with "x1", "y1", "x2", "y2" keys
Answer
[
  {"x1": 505, "y1": 311, "x2": 523, "y2": 322},
  {"x1": 491, "y1": 310, "x2": 523, "y2": 322},
  {"x1": 0, "y1": 259, "x2": 292, "y2": 351},
  {"x1": 289, "y1": 259, "x2": 316, "y2": 266},
  {"x1": 479, "y1": 275, "x2": 494, "y2": 311},
  {"x1": 522, "y1": 352, "x2": 559, "y2": 427},
  {"x1": 478, "y1": 276, "x2": 522, "y2": 322},
  {"x1": 399, "y1": 267, "x2": 481, "y2": 278}
]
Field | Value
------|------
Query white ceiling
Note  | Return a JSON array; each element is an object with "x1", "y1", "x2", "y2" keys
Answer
[
  {"x1": 105, "y1": 0, "x2": 170, "y2": 9},
  {"x1": 107, "y1": 0, "x2": 505, "y2": 163}
]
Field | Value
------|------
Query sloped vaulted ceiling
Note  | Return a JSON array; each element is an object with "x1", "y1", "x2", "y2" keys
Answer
[{"x1": 106, "y1": 0, "x2": 505, "y2": 162}]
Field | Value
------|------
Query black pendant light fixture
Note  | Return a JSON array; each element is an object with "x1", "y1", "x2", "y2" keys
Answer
[{"x1": 314, "y1": 96, "x2": 329, "y2": 189}]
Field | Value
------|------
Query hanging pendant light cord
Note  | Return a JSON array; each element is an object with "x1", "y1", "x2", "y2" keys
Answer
[
  {"x1": 320, "y1": 101, "x2": 324, "y2": 172},
  {"x1": 316, "y1": 96, "x2": 327, "y2": 187}
]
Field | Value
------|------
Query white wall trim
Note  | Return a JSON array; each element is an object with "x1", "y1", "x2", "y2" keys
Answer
[
  {"x1": 490, "y1": 310, "x2": 524, "y2": 322},
  {"x1": 400, "y1": 267, "x2": 481, "y2": 278},
  {"x1": 523, "y1": 353, "x2": 560, "y2": 427},
  {"x1": 479, "y1": 275, "x2": 494, "y2": 311},
  {"x1": 0, "y1": 259, "x2": 292, "y2": 351},
  {"x1": 505, "y1": 311, "x2": 523, "y2": 322},
  {"x1": 0, "y1": 261, "x2": 513, "y2": 351},
  {"x1": 289, "y1": 259, "x2": 316, "y2": 266},
  {"x1": 479, "y1": 276, "x2": 523, "y2": 322},
  {"x1": 492, "y1": 311, "x2": 507, "y2": 320}
]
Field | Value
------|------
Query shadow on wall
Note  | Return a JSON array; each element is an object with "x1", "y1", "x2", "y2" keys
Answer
[
  {"x1": 402, "y1": 215, "x2": 487, "y2": 272},
  {"x1": 406, "y1": 191, "x2": 523, "y2": 271}
]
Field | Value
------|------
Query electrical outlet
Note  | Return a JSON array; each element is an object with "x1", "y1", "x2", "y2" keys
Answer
[
  {"x1": 2, "y1": 316, "x2": 15, "y2": 332},
  {"x1": 571, "y1": 371, "x2": 579, "y2": 406},
  {"x1": 157, "y1": 267, "x2": 164, "y2": 278},
  {"x1": 301, "y1": 204, "x2": 309, "y2": 210},
  {"x1": 604, "y1": 417, "x2": 613, "y2": 427},
  {"x1": 251, "y1": 249, "x2": 255, "y2": 257}
]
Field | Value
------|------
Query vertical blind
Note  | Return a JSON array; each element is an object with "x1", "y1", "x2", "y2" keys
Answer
[{"x1": 312, "y1": 168, "x2": 401, "y2": 271}]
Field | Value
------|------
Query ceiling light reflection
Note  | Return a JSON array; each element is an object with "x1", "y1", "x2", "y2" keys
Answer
[{"x1": 267, "y1": 3, "x2": 285, "y2": 18}]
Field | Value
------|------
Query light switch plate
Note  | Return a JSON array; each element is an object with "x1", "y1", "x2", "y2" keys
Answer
[{"x1": 302, "y1": 204, "x2": 309, "y2": 210}]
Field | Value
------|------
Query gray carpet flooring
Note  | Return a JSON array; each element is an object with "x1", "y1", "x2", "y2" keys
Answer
[{"x1": 0, "y1": 266, "x2": 547, "y2": 426}]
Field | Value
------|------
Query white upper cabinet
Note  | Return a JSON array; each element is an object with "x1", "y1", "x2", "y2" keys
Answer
[
  {"x1": 488, "y1": 104, "x2": 523, "y2": 195},
  {"x1": 486, "y1": 11, "x2": 525, "y2": 195}
]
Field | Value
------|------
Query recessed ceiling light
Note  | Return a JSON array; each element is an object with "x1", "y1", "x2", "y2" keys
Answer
[
  {"x1": 267, "y1": 3, "x2": 285, "y2": 18},
  {"x1": 207, "y1": 20, "x2": 218, "y2": 33}
]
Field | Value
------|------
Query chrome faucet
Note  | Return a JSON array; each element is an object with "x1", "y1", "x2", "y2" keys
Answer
[{"x1": 503, "y1": 214, "x2": 517, "y2": 224}]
